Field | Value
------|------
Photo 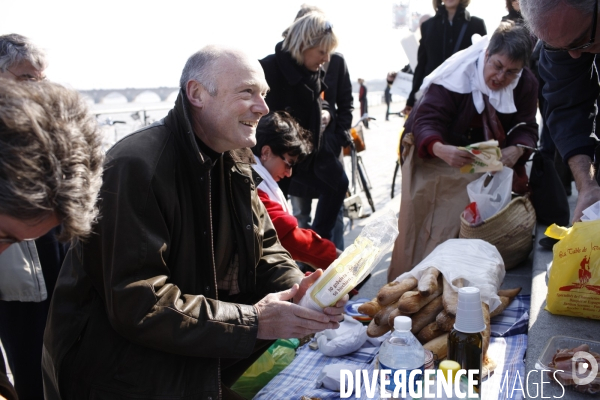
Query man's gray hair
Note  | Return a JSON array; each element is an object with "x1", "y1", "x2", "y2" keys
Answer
[
  {"x1": 520, "y1": 0, "x2": 596, "y2": 36},
  {"x1": 0, "y1": 80, "x2": 104, "y2": 242},
  {"x1": 179, "y1": 46, "x2": 223, "y2": 95},
  {"x1": 0, "y1": 33, "x2": 47, "y2": 72}
]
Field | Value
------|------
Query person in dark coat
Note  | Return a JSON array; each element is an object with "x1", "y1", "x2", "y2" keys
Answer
[
  {"x1": 521, "y1": 0, "x2": 600, "y2": 223},
  {"x1": 358, "y1": 78, "x2": 369, "y2": 128},
  {"x1": 404, "y1": 0, "x2": 487, "y2": 115},
  {"x1": 260, "y1": 12, "x2": 348, "y2": 241}
]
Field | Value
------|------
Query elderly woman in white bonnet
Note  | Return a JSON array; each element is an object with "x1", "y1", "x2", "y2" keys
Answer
[{"x1": 388, "y1": 22, "x2": 538, "y2": 281}]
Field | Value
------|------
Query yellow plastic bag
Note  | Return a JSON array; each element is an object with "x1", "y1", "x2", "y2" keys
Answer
[{"x1": 545, "y1": 220, "x2": 600, "y2": 319}]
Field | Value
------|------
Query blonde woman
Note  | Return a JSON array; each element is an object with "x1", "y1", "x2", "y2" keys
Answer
[{"x1": 260, "y1": 12, "x2": 348, "y2": 243}]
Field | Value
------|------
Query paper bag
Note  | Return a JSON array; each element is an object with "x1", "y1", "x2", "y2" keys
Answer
[
  {"x1": 545, "y1": 220, "x2": 600, "y2": 320},
  {"x1": 388, "y1": 136, "x2": 481, "y2": 282}
]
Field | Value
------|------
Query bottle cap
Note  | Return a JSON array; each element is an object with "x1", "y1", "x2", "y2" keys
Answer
[
  {"x1": 454, "y1": 287, "x2": 486, "y2": 333},
  {"x1": 439, "y1": 360, "x2": 461, "y2": 383},
  {"x1": 393, "y1": 315, "x2": 411, "y2": 331}
]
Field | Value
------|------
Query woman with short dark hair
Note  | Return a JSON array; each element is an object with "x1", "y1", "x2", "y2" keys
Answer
[{"x1": 252, "y1": 111, "x2": 338, "y2": 270}]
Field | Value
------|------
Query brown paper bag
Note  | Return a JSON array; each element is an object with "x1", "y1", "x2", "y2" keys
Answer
[{"x1": 387, "y1": 134, "x2": 481, "y2": 282}]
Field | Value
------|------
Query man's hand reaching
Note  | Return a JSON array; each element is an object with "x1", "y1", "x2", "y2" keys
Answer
[{"x1": 254, "y1": 282, "x2": 340, "y2": 340}]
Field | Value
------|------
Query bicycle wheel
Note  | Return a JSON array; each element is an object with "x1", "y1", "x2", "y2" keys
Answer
[
  {"x1": 391, "y1": 158, "x2": 400, "y2": 199},
  {"x1": 357, "y1": 156, "x2": 375, "y2": 213}
]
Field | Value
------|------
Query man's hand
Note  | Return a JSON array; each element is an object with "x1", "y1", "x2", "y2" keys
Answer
[
  {"x1": 295, "y1": 269, "x2": 349, "y2": 322},
  {"x1": 402, "y1": 105, "x2": 413, "y2": 116},
  {"x1": 432, "y1": 142, "x2": 474, "y2": 168},
  {"x1": 254, "y1": 283, "x2": 340, "y2": 340},
  {"x1": 569, "y1": 154, "x2": 600, "y2": 223},
  {"x1": 500, "y1": 146, "x2": 524, "y2": 168}
]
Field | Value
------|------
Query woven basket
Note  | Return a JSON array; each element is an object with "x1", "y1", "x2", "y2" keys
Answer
[{"x1": 459, "y1": 196, "x2": 536, "y2": 270}]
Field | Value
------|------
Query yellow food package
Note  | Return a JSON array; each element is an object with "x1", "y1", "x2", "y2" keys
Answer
[
  {"x1": 298, "y1": 209, "x2": 399, "y2": 312},
  {"x1": 545, "y1": 220, "x2": 600, "y2": 319},
  {"x1": 458, "y1": 140, "x2": 503, "y2": 174}
]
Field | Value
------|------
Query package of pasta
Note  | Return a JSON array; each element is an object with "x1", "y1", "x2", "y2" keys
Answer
[
  {"x1": 298, "y1": 208, "x2": 399, "y2": 312},
  {"x1": 458, "y1": 140, "x2": 503, "y2": 174}
]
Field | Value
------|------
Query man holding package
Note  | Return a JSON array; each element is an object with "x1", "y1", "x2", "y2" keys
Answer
[
  {"x1": 42, "y1": 46, "x2": 346, "y2": 400},
  {"x1": 388, "y1": 22, "x2": 538, "y2": 281},
  {"x1": 520, "y1": 0, "x2": 600, "y2": 223}
]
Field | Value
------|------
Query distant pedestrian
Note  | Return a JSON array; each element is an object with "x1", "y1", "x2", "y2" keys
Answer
[
  {"x1": 358, "y1": 78, "x2": 369, "y2": 128},
  {"x1": 403, "y1": 0, "x2": 487, "y2": 116},
  {"x1": 385, "y1": 72, "x2": 397, "y2": 121}
]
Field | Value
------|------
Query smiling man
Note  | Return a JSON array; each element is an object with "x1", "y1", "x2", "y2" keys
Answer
[
  {"x1": 0, "y1": 80, "x2": 104, "y2": 400},
  {"x1": 42, "y1": 45, "x2": 346, "y2": 400},
  {"x1": 521, "y1": 0, "x2": 600, "y2": 223}
]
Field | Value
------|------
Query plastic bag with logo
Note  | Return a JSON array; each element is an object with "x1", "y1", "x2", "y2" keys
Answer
[{"x1": 545, "y1": 219, "x2": 600, "y2": 320}]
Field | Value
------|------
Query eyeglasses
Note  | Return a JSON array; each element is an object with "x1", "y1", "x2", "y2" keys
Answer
[
  {"x1": 543, "y1": 0, "x2": 598, "y2": 52},
  {"x1": 279, "y1": 155, "x2": 296, "y2": 170},
  {"x1": 487, "y1": 59, "x2": 522, "y2": 80},
  {"x1": 6, "y1": 68, "x2": 46, "y2": 82}
]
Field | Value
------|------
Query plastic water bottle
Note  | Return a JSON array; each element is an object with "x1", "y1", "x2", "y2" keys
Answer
[{"x1": 378, "y1": 316, "x2": 425, "y2": 398}]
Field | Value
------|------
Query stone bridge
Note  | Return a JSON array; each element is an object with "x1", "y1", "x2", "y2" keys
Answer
[{"x1": 78, "y1": 87, "x2": 179, "y2": 104}]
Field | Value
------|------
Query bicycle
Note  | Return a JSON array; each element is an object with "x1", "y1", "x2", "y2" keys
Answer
[
  {"x1": 344, "y1": 114, "x2": 376, "y2": 218},
  {"x1": 390, "y1": 114, "x2": 406, "y2": 199}
]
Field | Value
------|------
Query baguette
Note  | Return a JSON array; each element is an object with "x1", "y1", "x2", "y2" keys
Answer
[
  {"x1": 423, "y1": 333, "x2": 449, "y2": 360},
  {"x1": 367, "y1": 318, "x2": 391, "y2": 338},
  {"x1": 416, "y1": 321, "x2": 445, "y2": 344},
  {"x1": 442, "y1": 276, "x2": 465, "y2": 316},
  {"x1": 358, "y1": 298, "x2": 382, "y2": 317},
  {"x1": 490, "y1": 295, "x2": 511, "y2": 318},
  {"x1": 410, "y1": 296, "x2": 443, "y2": 334},
  {"x1": 435, "y1": 310, "x2": 456, "y2": 332},
  {"x1": 497, "y1": 287, "x2": 522, "y2": 299},
  {"x1": 418, "y1": 267, "x2": 440, "y2": 297},
  {"x1": 397, "y1": 277, "x2": 442, "y2": 314},
  {"x1": 482, "y1": 303, "x2": 491, "y2": 358},
  {"x1": 387, "y1": 308, "x2": 406, "y2": 327},
  {"x1": 482, "y1": 355, "x2": 497, "y2": 379},
  {"x1": 377, "y1": 277, "x2": 418, "y2": 306},
  {"x1": 374, "y1": 300, "x2": 400, "y2": 326}
]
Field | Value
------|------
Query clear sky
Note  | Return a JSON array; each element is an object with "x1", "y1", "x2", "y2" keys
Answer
[{"x1": 1, "y1": 0, "x2": 506, "y2": 90}]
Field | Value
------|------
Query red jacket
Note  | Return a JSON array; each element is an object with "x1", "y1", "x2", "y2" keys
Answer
[{"x1": 258, "y1": 189, "x2": 337, "y2": 270}]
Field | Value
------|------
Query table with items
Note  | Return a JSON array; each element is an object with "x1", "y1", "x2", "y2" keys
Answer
[{"x1": 255, "y1": 295, "x2": 530, "y2": 400}]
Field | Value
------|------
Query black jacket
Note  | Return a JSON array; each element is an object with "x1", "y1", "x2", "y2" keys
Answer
[
  {"x1": 260, "y1": 42, "x2": 345, "y2": 196},
  {"x1": 407, "y1": 5, "x2": 487, "y2": 107},
  {"x1": 42, "y1": 91, "x2": 303, "y2": 399},
  {"x1": 323, "y1": 53, "x2": 354, "y2": 153},
  {"x1": 539, "y1": 49, "x2": 599, "y2": 162}
]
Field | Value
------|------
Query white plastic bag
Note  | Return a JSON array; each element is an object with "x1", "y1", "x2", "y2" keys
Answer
[
  {"x1": 299, "y1": 209, "x2": 399, "y2": 312},
  {"x1": 467, "y1": 167, "x2": 513, "y2": 221},
  {"x1": 315, "y1": 316, "x2": 368, "y2": 357},
  {"x1": 395, "y1": 239, "x2": 505, "y2": 312}
]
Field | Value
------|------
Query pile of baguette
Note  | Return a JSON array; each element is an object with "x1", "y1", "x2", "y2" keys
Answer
[{"x1": 358, "y1": 267, "x2": 521, "y2": 375}]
